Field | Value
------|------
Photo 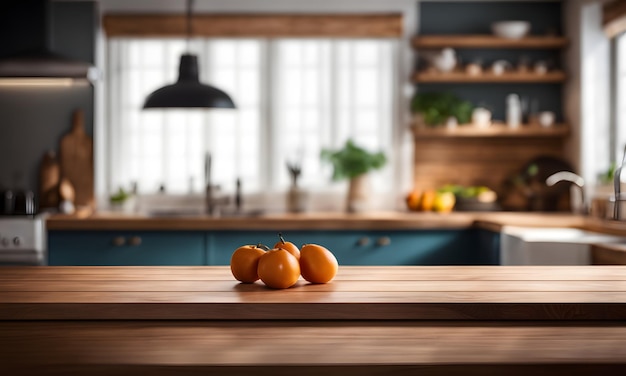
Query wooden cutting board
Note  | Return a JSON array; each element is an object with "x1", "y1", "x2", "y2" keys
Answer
[
  {"x1": 38, "y1": 150, "x2": 60, "y2": 209},
  {"x1": 59, "y1": 110, "x2": 94, "y2": 210}
]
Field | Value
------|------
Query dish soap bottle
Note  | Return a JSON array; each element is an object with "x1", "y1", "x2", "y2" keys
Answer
[{"x1": 506, "y1": 93, "x2": 522, "y2": 129}]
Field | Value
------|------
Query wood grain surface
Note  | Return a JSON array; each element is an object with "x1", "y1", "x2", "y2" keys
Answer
[
  {"x1": 413, "y1": 70, "x2": 566, "y2": 83},
  {"x1": 412, "y1": 123, "x2": 569, "y2": 138},
  {"x1": 4, "y1": 266, "x2": 626, "y2": 375},
  {"x1": 592, "y1": 243, "x2": 626, "y2": 265},
  {"x1": 2, "y1": 266, "x2": 626, "y2": 320},
  {"x1": 412, "y1": 35, "x2": 568, "y2": 49},
  {"x1": 412, "y1": 137, "x2": 566, "y2": 194},
  {"x1": 38, "y1": 150, "x2": 60, "y2": 209},
  {"x1": 45, "y1": 211, "x2": 587, "y2": 231},
  {"x1": 103, "y1": 14, "x2": 403, "y2": 38},
  {"x1": 59, "y1": 110, "x2": 94, "y2": 209},
  {"x1": 2, "y1": 321, "x2": 626, "y2": 375}
]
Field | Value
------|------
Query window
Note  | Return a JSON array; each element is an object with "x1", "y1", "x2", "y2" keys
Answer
[
  {"x1": 615, "y1": 32, "x2": 626, "y2": 162},
  {"x1": 107, "y1": 37, "x2": 397, "y2": 200}
]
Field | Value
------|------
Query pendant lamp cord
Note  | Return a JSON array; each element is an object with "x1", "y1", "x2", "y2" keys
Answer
[{"x1": 186, "y1": 0, "x2": 193, "y2": 51}]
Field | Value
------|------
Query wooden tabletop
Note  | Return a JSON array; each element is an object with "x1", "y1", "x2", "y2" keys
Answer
[
  {"x1": 4, "y1": 266, "x2": 626, "y2": 375},
  {"x1": 2, "y1": 266, "x2": 626, "y2": 321},
  {"x1": 3, "y1": 321, "x2": 626, "y2": 376}
]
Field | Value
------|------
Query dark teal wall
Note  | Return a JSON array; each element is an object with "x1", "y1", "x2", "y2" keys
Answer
[
  {"x1": 419, "y1": 1, "x2": 562, "y2": 35},
  {"x1": 0, "y1": 1, "x2": 96, "y2": 192}
]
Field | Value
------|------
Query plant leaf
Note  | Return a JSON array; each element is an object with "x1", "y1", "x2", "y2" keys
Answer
[{"x1": 321, "y1": 140, "x2": 387, "y2": 181}]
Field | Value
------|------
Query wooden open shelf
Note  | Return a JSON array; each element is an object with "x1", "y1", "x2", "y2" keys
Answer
[
  {"x1": 412, "y1": 35, "x2": 568, "y2": 49},
  {"x1": 413, "y1": 70, "x2": 566, "y2": 83},
  {"x1": 411, "y1": 123, "x2": 569, "y2": 138}
]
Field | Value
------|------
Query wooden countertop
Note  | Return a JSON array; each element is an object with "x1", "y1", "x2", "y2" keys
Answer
[
  {"x1": 4, "y1": 265, "x2": 626, "y2": 375},
  {"x1": 46, "y1": 211, "x2": 588, "y2": 231},
  {"x1": 4, "y1": 321, "x2": 626, "y2": 375},
  {"x1": 2, "y1": 265, "x2": 626, "y2": 321}
]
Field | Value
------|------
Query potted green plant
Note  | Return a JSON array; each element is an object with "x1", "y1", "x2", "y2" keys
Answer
[
  {"x1": 109, "y1": 187, "x2": 134, "y2": 213},
  {"x1": 321, "y1": 140, "x2": 387, "y2": 212},
  {"x1": 411, "y1": 92, "x2": 473, "y2": 127}
]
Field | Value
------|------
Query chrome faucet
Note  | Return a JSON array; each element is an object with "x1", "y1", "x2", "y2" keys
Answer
[
  {"x1": 545, "y1": 171, "x2": 587, "y2": 214},
  {"x1": 204, "y1": 152, "x2": 229, "y2": 216},
  {"x1": 613, "y1": 146, "x2": 626, "y2": 220}
]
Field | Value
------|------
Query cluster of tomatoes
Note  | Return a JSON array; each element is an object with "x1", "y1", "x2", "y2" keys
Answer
[{"x1": 230, "y1": 234, "x2": 338, "y2": 289}]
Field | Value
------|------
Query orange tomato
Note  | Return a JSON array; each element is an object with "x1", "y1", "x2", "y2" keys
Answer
[
  {"x1": 405, "y1": 190, "x2": 421, "y2": 211},
  {"x1": 420, "y1": 190, "x2": 436, "y2": 211},
  {"x1": 273, "y1": 233, "x2": 300, "y2": 260},
  {"x1": 257, "y1": 248, "x2": 301, "y2": 289},
  {"x1": 230, "y1": 245, "x2": 266, "y2": 283},
  {"x1": 299, "y1": 244, "x2": 338, "y2": 284}
]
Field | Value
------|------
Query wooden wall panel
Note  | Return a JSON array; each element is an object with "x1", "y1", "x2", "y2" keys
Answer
[
  {"x1": 603, "y1": 0, "x2": 626, "y2": 37},
  {"x1": 103, "y1": 14, "x2": 403, "y2": 38},
  {"x1": 412, "y1": 137, "x2": 566, "y2": 192}
]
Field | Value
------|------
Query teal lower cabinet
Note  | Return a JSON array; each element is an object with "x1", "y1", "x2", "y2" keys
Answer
[
  {"x1": 48, "y1": 229, "x2": 500, "y2": 266},
  {"x1": 48, "y1": 231, "x2": 206, "y2": 266},
  {"x1": 476, "y1": 229, "x2": 501, "y2": 265},
  {"x1": 208, "y1": 229, "x2": 500, "y2": 266}
]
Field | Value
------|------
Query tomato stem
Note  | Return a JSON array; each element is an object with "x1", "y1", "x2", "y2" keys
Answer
[
  {"x1": 256, "y1": 243, "x2": 271, "y2": 251},
  {"x1": 278, "y1": 232, "x2": 286, "y2": 244}
]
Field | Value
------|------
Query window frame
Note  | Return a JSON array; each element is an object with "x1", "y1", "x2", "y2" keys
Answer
[
  {"x1": 94, "y1": 2, "x2": 418, "y2": 211},
  {"x1": 611, "y1": 31, "x2": 626, "y2": 164},
  {"x1": 103, "y1": 36, "x2": 402, "y2": 212}
]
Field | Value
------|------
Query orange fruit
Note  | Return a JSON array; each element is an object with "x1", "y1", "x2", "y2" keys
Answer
[
  {"x1": 273, "y1": 233, "x2": 300, "y2": 260},
  {"x1": 257, "y1": 248, "x2": 301, "y2": 289},
  {"x1": 299, "y1": 244, "x2": 338, "y2": 284},
  {"x1": 420, "y1": 190, "x2": 436, "y2": 211},
  {"x1": 230, "y1": 245, "x2": 266, "y2": 283},
  {"x1": 405, "y1": 190, "x2": 422, "y2": 211}
]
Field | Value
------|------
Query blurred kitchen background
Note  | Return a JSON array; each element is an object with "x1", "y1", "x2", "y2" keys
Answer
[{"x1": 0, "y1": 0, "x2": 623, "y2": 216}]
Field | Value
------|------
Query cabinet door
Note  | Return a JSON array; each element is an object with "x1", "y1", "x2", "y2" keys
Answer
[
  {"x1": 208, "y1": 229, "x2": 486, "y2": 266},
  {"x1": 48, "y1": 231, "x2": 206, "y2": 266},
  {"x1": 475, "y1": 229, "x2": 501, "y2": 265}
]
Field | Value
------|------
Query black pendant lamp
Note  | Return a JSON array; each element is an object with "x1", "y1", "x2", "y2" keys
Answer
[{"x1": 143, "y1": 0, "x2": 235, "y2": 109}]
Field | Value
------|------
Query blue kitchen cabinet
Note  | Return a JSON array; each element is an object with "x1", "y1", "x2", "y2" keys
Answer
[
  {"x1": 208, "y1": 229, "x2": 499, "y2": 266},
  {"x1": 48, "y1": 231, "x2": 206, "y2": 266},
  {"x1": 475, "y1": 229, "x2": 501, "y2": 265}
]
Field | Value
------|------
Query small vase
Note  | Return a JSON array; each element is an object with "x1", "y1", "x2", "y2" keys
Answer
[
  {"x1": 346, "y1": 174, "x2": 370, "y2": 213},
  {"x1": 286, "y1": 185, "x2": 308, "y2": 213}
]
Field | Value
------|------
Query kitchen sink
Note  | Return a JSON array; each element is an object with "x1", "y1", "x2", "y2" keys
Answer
[{"x1": 500, "y1": 226, "x2": 626, "y2": 265}]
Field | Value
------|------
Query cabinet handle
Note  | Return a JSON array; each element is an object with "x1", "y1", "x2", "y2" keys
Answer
[
  {"x1": 376, "y1": 236, "x2": 391, "y2": 247},
  {"x1": 112, "y1": 236, "x2": 126, "y2": 247},
  {"x1": 356, "y1": 237, "x2": 370, "y2": 246},
  {"x1": 129, "y1": 236, "x2": 142, "y2": 246}
]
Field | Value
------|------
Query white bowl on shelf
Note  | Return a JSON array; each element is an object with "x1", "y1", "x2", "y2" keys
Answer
[{"x1": 491, "y1": 21, "x2": 531, "y2": 39}]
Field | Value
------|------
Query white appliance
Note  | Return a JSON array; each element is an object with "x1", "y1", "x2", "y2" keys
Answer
[
  {"x1": 0, "y1": 215, "x2": 47, "y2": 265},
  {"x1": 500, "y1": 226, "x2": 626, "y2": 265}
]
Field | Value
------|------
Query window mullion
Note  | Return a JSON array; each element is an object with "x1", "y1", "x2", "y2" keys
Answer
[
  {"x1": 234, "y1": 42, "x2": 241, "y2": 180},
  {"x1": 329, "y1": 41, "x2": 339, "y2": 148},
  {"x1": 161, "y1": 41, "x2": 169, "y2": 191},
  {"x1": 348, "y1": 42, "x2": 356, "y2": 142},
  {"x1": 263, "y1": 40, "x2": 276, "y2": 190},
  {"x1": 138, "y1": 41, "x2": 147, "y2": 191},
  {"x1": 615, "y1": 34, "x2": 626, "y2": 162},
  {"x1": 203, "y1": 39, "x2": 212, "y2": 188},
  {"x1": 108, "y1": 40, "x2": 120, "y2": 195}
]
